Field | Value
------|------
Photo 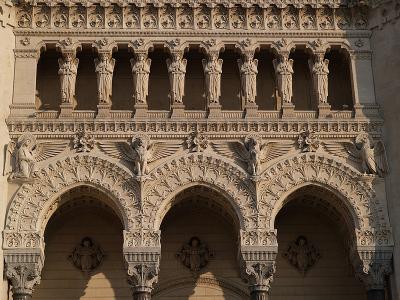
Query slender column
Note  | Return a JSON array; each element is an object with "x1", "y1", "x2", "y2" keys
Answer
[
  {"x1": 58, "y1": 49, "x2": 79, "y2": 117},
  {"x1": 202, "y1": 49, "x2": 223, "y2": 118},
  {"x1": 131, "y1": 51, "x2": 151, "y2": 119},
  {"x1": 308, "y1": 51, "x2": 330, "y2": 118},
  {"x1": 94, "y1": 51, "x2": 115, "y2": 118},
  {"x1": 166, "y1": 50, "x2": 187, "y2": 118},
  {"x1": 273, "y1": 51, "x2": 294, "y2": 117},
  {"x1": 10, "y1": 49, "x2": 40, "y2": 117}
]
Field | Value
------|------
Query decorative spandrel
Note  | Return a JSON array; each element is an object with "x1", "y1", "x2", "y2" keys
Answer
[
  {"x1": 69, "y1": 237, "x2": 104, "y2": 275},
  {"x1": 283, "y1": 236, "x2": 320, "y2": 276},
  {"x1": 176, "y1": 237, "x2": 214, "y2": 273}
]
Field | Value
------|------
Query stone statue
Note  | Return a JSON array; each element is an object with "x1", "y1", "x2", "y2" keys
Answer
[
  {"x1": 283, "y1": 236, "x2": 320, "y2": 276},
  {"x1": 130, "y1": 53, "x2": 152, "y2": 104},
  {"x1": 273, "y1": 55, "x2": 294, "y2": 103},
  {"x1": 98, "y1": 134, "x2": 181, "y2": 177},
  {"x1": 176, "y1": 237, "x2": 212, "y2": 272},
  {"x1": 213, "y1": 135, "x2": 294, "y2": 176},
  {"x1": 5, "y1": 134, "x2": 68, "y2": 181},
  {"x1": 238, "y1": 55, "x2": 258, "y2": 103},
  {"x1": 73, "y1": 131, "x2": 95, "y2": 153},
  {"x1": 94, "y1": 53, "x2": 115, "y2": 104},
  {"x1": 202, "y1": 52, "x2": 223, "y2": 104},
  {"x1": 58, "y1": 53, "x2": 79, "y2": 106},
  {"x1": 309, "y1": 57, "x2": 329, "y2": 103},
  {"x1": 324, "y1": 133, "x2": 389, "y2": 177},
  {"x1": 166, "y1": 52, "x2": 187, "y2": 104},
  {"x1": 70, "y1": 237, "x2": 104, "y2": 274},
  {"x1": 298, "y1": 130, "x2": 320, "y2": 152},
  {"x1": 186, "y1": 131, "x2": 209, "y2": 152}
]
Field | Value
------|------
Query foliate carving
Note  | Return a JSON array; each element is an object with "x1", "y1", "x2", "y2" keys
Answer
[
  {"x1": 318, "y1": 6, "x2": 334, "y2": 29},
  {"x1": 202, "y1": 51, "x2": 223, "y2": 105},
  {"x1": 356, "y1": 228, "x2": 394, "y2": 247},
  {"x1": 196, "y1": 5, "x2": 211, "y2": 29},
  {"x1": 243, "y1": 262, "x2": 276, "y2": 292},
  {"x1": 283, "y1": 236, "x2": 321, "y2": 275},
  {"x1": 249, "y1": 6, "x2": 264, "y2": 29},
  {"x1": 73, "y1": 131, "x2": 95, "y2": 153},
  {"x1": 309, "y1": 54, "x2": 329, "y2": 104},
  {"x1": 298, "y1": 130, "x2": 320, "y2": 152},
  {"x1": 5, "y1": 134, "x2": 68, "y2": 181},
  {"x1": 107, "y1": 5, "x2": 123, "y2": 29},
  {"x1": 3, "y1": 231, "x2": 42, "y2": 249},
  {"x1": 273, "y1": 54, "x2": 294, "y2": 104},
  {"x1": 214, "y1": 5, "x2": 229, "y2": 29},
  {"x1": 70, "y1": 5, "x2": 86, "y2": 28},
  {"x1": 177, "y1": 5, "x2": 193, "y2": 29},
  {"x1": 58, "y1": 52, "x2": 79, "y2": 106},
  {"x1": 95, "y1": 53, "x2": 116, "y2": 105},
  {"x1": 301, "y1": 6, "x2": 317, "y2": 30},
  {"x1": 124, "y1": 5, "x2": 140, "y2": 28},
  {"x1": 98, "y1": 134, "x2": 181, "y2": 176},
  {"x1": 166, "y1": 52, "x2": 187, "y2": 104},
  {"x1": 5, "y1": 263, "x2": 42, "y2": 295},
  {"x1": 88, "y1": 5, "x2": 104, "y2": 28},
  {"x1": 266, "y1": 6, "x2": 281, "y2": 29},
  {"x1": 240, "y1": 229, "x2": 278, "y2": 247},
  {"x1": 52, "y1": 5, "x2": 68, "y2": 28},
  {"x1": 17, "y1": 5, "x2": 32, "y2": 28},
  {"x1": 131, "y1": 53, "x2": 152, "y2": 105},
  {"x1": 34, "y1": 5, "x2": 50, "y2": 28},
  {"x1": 160, "y1": 5, "x2": 176, "y2": 29},
  {"x1": 283, "y1": 6, "x2": 299, "y2": 29},
  {"x1": 176, "y1": 237, "x2": 213, "y2": 272},
  {"x1": 142, "y1": 5, "x2": 158, "y2": 29},
  {"x1": 323, "y1": 133, "x2": 389, "y2": 177},
  {"x1": 212, "y1": 135, "x2": 294, "y2": 176},
  {"x1": 124, "y1": 230, "x2": 161, "y2": 248},
  {"x1": 231, "y1": 6, "x2": 246, "y2": 29},
  {"x1": 336, "y1": 7, "x2": 352, "y2": 29},
  {"x1": 69, "y1": 237, "x2": 104, "y2": 274},
  {"x1": 186, "y1": 131, "x2": 209, "y2": 152}
]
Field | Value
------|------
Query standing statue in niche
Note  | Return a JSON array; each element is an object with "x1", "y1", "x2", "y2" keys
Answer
[
  {"x1": 238, "y1": 55, "x2": 258, "y2": 103},
  {"x1": 166, "y1": 52, "x2": 187, "y2": 104},
  {"x1": 130, "y1": 53, "x2": 152, "y2": 104},
  {"x1": 94, "y1": 53, "x2": 115, "y2": 104},
  {"x1": 273, "y1": 55, "x2": 294, "y2": 103},
  {"x1": 58, "y1": 53, "x2": 79, "y2": 106},
  {"x1": 202, "y1": 53, "x2": 223, "y2": 104},
  {"x1": 176, "y1": 237, "x2": 213, "y2": 272},
  {"x1": 283, "y1": 236, "x2": 320, "y2": 276},
  {"x1": 70, "y1": 237, "x2": 104, "y2": 274},
  {"x1": 309, "y1": 57, "x2": 329, "y2": 103}
]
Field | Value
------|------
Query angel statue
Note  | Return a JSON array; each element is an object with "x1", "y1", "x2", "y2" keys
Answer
[
  {"x1": 98, "y1": 135, "x2": 181, "y2": 177},
  {"x1": 212, "y1": 135, "x2": 294, "y2": 176},
  {"x1": 324, "y1": 133, "x2": 389, "y2": 177},
  {"x1": 5, "y1": 134, "x2": 68, "y2": 181},
  {"x1": 69, "y1": 237, "x2": 104, "y2": 275}
]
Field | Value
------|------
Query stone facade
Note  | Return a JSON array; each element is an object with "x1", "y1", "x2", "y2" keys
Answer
[{"x1": 0, "y1": 0, "x2": 398, "y2": 299}]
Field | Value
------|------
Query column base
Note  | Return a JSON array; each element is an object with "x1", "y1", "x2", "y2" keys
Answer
[
  {"x1": 97, "y1": 104, "x2": 111, "y2": 118},
  {"x1": 281, "y1": 103, "x2": 295, "y2": 118},
  {"x1": 354, "y1": 103, "x2": 381, "y2": 119},
  {"x1": 134, "y1": 103, "x2": 148, "y2": 119},
  {"x1": 9, "y1": 103, "x2": 36, "y2": 118},
  {"x1": 367, "y1": 289, "x2": 385, "y2": 300},
  {"x1": 133, "y1": 291, "x2": 151, "y2": 300},
  {"x1": 208, "y1": 104, "x2": 222, "y2": 119},
  {"x1": 245, "y1": 103, "x2": 258, "y2": 119},
  {"x1": 318, "y1": 103, "x2": 331, "y2": 118},
  {"x1": 171, "y1": 103, "x2": 185, "y2": 118},
  {"x1": 59, "y1": 103, "x2": 74, "y2": 118},
  {"x1": 250, "y1": 290, "x2": 269, "y2": 300},
  {"x1": 13, "y1": 293, "x2": 32, "y2": 300}
]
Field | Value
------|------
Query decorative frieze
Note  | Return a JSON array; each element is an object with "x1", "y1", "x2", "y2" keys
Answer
[{"x1": 15, "y1": 4, "x2": 369, "y2": 32}]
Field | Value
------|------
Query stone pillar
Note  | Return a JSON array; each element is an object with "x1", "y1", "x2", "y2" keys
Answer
[
  {"x1": 166, "y1": 50, "x2": 187, "y2": 118},
  {"x1": 273, "y1": 52, "x2": 294, "y2": 118},
  {"x1": 308, "y1": 51, "x2": 331, "y2": 118},
  {"x1": 94, "y1": 50, "x2": 115, "y2": 118},
  {"x1": 202, "y1": 49, "x2": 223, "y2": 118},
  {"x1": 58, "y1": 49, "x2": 79, "y2": 118},
  {"x1": 130, "y1": 51, "x2": 151, "y2": 119},
  {"x1": 4, "y1": 250, "x2": 44, "y2": 300},
  {"x1": 10, "y1": 48, "x2": 40, "y2": 117},
  {"x1": 240, "y1": 229, "x2": 278, "y2": 300}
]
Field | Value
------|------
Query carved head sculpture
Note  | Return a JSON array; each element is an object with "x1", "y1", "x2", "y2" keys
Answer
[
  {"x1": 17, "y1": 133, "x2": 36, "y2": 150},
  {"x1": 356, "y1": 133, "x2": 372, "y2": 148},
  {"x1": 132, "y1": 135, "x2": 149, "y2": 150}
]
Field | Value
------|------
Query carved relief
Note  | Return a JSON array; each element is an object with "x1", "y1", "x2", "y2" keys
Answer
[
  {"x1": 107, "y1": 5, "x2": 123, "y2": 29},
  {"x1": 283, "y1": 6, "x2": 299, "y2": 30},
  {"x1": 88, "y1": 5, "x2": 104, "y2": 28},
  {"x1": 266, "y1": 6, "x2": 281, "y2": 29},
  {"x1": 5, "y1": 263, "x2": 42, "y2": 296},
  {"x1": 196, "y1": 5, "x2": 211, "y2": 29},
  {"x1": 69, "y1": 237, "x2": 104, "y2": 274},
  {"x1": 336, "y1": 7, "x2": 352, "y2": 29},
  {"x1": 34, "y1": 5, "x2": 50, "y2": 28},
  {"x1": 249, "y1": 6, "x2": 264, "y2": 29},
  {"x1": 298, "y1": 130, "x2": 320, "y2": 152},
  {"x1": 17, "y1": 5, "x2": 32, "y2": 28},
  {"x1": 177, "y1": 5, "x2": 193, "y2": 29},
  {"x1": 124, "y1": 5, "x2": 140, "y2": 29},
  {"x1": 283, "y1": 236, "x2": 321, "y2": 275},
  {"x1": 70, "y1": 5, "x2": 86, "y2": 28},
  {"x1": 324, "y1": 133, "x2": 389, "y2": 177},
  {"x1": 52, "y1": 5, "x2": 68, "y2": 28},
  {"x1": 214, "y1": 5, "x2": 229, "y2": 29},
  {"x1": 301, "y1": 6, "x2": 316, "y2": 30},
  {"x1": 142, "y1": 5, "x2": 158, "y2": 29},
  {"x1": 160, "y1": 5, "x2": 175, "y2": 29},
  {"x1": 318, "y1": 6, "x2": 334, "y2": 30},
  {"x1": 186, "y1": 131, "x2": 209, "y2": 152},
  {"x1": 231, "y1": 6, "x2": 246, "y2": 29},
  {"x1": 176, "y1": 237, "x2": 213, "y2": 272},
  {"x1": 73, "y1": 131, "x2": 95, "y2": 153}
]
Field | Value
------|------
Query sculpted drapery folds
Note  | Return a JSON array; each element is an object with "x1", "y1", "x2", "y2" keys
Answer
[
  {"x1": 309, "y1": 54, "x2": 329, "y2": 103},
  {"x1": 58, "y1": 52, "x2": 79, "y2": 106},
  {"x1": 202, "y1": 51, "x2": 223, "y2": 105},
  {"x1": 238, "y1": 54, "x2": 258, "y2": 104},
  {"x1": 273, "y1": 54, "x2": 294, "y2": 103},
  {"x1": 166, "y1": 52, "x2": 187, "y2": 104},
  {"x1": 130, "y1": 52, "x2": 151, "y2": 105},
  {"x1": 94, "y1": 52, "x2": 115, "y2": 104}
]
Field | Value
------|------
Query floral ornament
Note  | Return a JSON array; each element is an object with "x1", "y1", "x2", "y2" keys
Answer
[
  {"x1": 73, "y1": 131, "x2": 95, "y2": 153},
  {"x1": 186, "y1": 131, "x2": 209, "y2": 152},
  {"x1": 298, "y1": 130, "x2": 320, "y2": 152}
]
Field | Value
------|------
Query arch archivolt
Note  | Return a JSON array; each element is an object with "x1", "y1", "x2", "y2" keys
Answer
[
  {"x1": 4, "y1": 154, "x2": 140, "y2": 250},
  {"x1": 142, "y1": 153, "x2": 256, "y2": 232}
]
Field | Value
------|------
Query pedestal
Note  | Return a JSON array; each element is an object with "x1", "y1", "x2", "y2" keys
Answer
[
  {"x1": 59, "y1": 103, "x2": 74, "y2": 118},
  {"x1": 9, "y1": 103, "x2": 36, "y2": 118},
  {"x1": 367, "y1": 289, "x2": 385, "y2": 300},
  {"x1": 97, "y1": 103, "x2": 111, "y2": 118},
  {"x1": 318, "y1": 103, "x2": 331, "y2": 118},
  {"x1": 245, "y1": 103, "x2": 258, "y2": 119},
  {"x1": 281, "y1": 102, "x2": 295, "y2": 118},
  {"x1": 134, "y1": 103, "x2": 148, "y2": 119},
  {"x1": 208, "y1": 103, "x2": 222, "y2": 119},
  {"x1": 171, "y1": 103, "x2": 185, "y2": 118}
]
